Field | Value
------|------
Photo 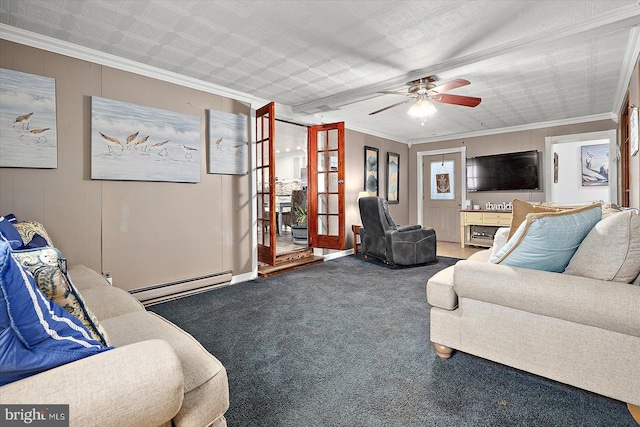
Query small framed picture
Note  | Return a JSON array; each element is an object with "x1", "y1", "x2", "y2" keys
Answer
[
  {"x1": 386, "y1": 152, "x2": 399, "y2": 204},
  {"x1": 364, "y1": 146, "x2": 379, "y2": 196}
]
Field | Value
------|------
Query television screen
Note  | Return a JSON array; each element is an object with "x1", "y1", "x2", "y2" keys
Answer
[{"x1": 466, "y1": 150, "x2": 540, "y2": 192}]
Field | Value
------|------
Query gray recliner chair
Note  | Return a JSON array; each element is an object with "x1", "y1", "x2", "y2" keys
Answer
[{"x1": 358, "y1": 196, "x2": 437, "y2": 266}]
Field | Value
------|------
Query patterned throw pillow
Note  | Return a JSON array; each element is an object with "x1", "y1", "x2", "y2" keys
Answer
[
  {"x1": 0, "y1": 241, "x2": 111, "y2": 386},
  {"x1": 13, "y1": 221, "x2": 54, "y2": 248},
  {"x1": 11, "y1": 247, "x2": 110, "y2": 346}
]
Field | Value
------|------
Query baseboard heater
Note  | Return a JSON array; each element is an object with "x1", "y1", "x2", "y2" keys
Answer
[{"x1": 130, "y1": 270, "x2": 233, "y2": 306}]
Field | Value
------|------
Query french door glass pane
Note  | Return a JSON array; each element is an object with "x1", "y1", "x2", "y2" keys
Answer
[
  {"x1": 328, "y1": 215, "x2": 339, "y2": 235},
  {"x1": 328, "y1": 194, "x2": 338, "y2": 215},
  {"x1": 328, "y1": 129, "x2": 338, "y2": 150},
  {"x1": 317, "y1": 194, "x2": 328, "y2": 214}
]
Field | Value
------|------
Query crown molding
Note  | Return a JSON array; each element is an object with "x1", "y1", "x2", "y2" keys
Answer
[
  {"x1": 612, "y1": 25, "x2": 640, "y2": 113},
  {"x1": 409, "y1": 113, "x2": 617, "y2": 145},
  {"x1": 0, "y1": 24, "x2": 270, "y2": 109}
]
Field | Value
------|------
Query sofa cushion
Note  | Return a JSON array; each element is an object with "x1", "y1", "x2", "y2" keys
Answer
[
  {"x1": 0, "y1": 241, "x2": 111, "y2": 386},
  {"x1": 426, "y1": 265, "x2": 457, "y2": 310},
  {"x1": 507, "y1": 199, "x2": 560, "y2": 240},
  {"x1": 79, "y1": 286, "x2": 145, "y2": 321},
  {"x1": 100, "y1": 311, "x2": 229, "y2": 427},
  {"x1": 11, "y1": 247, "x2": 110, "y2": 346},
  {"x1": 564, "y1": 210, "x2": 640, "y2": 283},
  {"x1": 0, "y1": 216, "x2": 24, "y2": 250},
  {"x1": 490, "y1": 203, "x2": 601, "y2": 273},
  {"x1": 67, "y1": 265, "x2": 110, "y2": 290}
]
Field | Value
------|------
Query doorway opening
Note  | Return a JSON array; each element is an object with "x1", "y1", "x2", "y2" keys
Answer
[
  {"x1": 274, "y1": 119, "x2": 311, "y2": 257},
  {"x1": 545, "y1": 130, "x2": 618, "y2": 204}
]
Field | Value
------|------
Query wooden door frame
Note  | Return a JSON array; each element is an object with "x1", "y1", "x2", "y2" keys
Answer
[
  {"x1": 416, "y1": 147, "x2": 466, "y2": 227},
  {"x1": 255, "y1": 102, "x2": 277, "y2": 266}
]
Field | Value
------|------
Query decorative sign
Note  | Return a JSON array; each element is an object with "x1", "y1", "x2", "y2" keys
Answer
[
  {"x1": 485, "y1": 202, "x2": 513, "y2": 211},
  {"x1": 431, "y1": 160, "x2": 454, "y2": 200},
  {"x1": 436, "y1": 173, "x2": 450, "y2": 193}
]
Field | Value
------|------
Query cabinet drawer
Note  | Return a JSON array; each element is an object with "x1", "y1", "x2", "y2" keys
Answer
[
  {"x1": 483, "y1": 213, "x2": 512, "y2": 226},
  {"x1": 464, "y1": 212, "x2": 484, "y2": 223}
]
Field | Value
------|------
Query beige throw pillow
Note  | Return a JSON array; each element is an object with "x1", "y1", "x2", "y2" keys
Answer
[
  {"x1": 508, "y1": 199, "x2": 560, "y2": 240},
  {"x1": 564, "y1": 210, "x2": 640, "y2": 283}
]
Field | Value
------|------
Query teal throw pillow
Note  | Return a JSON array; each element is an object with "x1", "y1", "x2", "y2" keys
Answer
[{"x1": 489, "y1": 203, "x2": 602, "y2": 272}]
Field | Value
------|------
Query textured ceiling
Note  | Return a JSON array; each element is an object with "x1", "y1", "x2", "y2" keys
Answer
[{"x1": 1, "y1": 0, "x2": 639, "y2": 143}]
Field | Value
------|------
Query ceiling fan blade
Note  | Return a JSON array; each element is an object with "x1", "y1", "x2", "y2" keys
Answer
[
  {"x1": 431, "y1": 93, "x2": 482, "y2": 108},
  {"x1": 369, "y1": 99, "x2": 412, "y2": 115},
  {"x1": 431, "y1": 78, "x2": 470, "y2": 93}
]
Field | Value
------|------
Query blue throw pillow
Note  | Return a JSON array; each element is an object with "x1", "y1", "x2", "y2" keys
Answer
[
  {"x1": 25, "y1": 234, "x2": 48, "y2": 249},
  {"x1": 0, "y1": 216, "x2": 24, "y2": 250},
  {"x1": 0, "y1": 241, "x2": 112, "y2": 386},
  {"x1": 489, "y1": 203, "x2": 602, "y2": 273}
]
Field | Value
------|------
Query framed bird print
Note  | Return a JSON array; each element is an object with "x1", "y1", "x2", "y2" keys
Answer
[
  {"x1": 0, "y1": 68, "x2": 57, "y2": 168},
  {"x1": 207, "y1": 109, "x2": 248, "y2": 175},
  {"x1": 90, "y1": 96, "x2": 201, "y2": 183}
]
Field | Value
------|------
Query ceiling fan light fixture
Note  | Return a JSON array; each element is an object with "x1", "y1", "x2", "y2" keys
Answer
[{"x1": 408, "y1": 97, "x2": 437, "y2": 119}]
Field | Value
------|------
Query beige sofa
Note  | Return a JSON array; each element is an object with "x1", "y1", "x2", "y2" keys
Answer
[
  {"x1": 0, "y1": 263, "x2": 229, "y2": 427},
  {"x1": 427, "y1": 208, "x2": 640, "y2": 420}
]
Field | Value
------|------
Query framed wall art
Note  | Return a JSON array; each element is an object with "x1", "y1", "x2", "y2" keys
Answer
[
  {"x1": 91, "y1": 96, "x2": 201, "y2": 183},
  {"x1": 386, "y1": 152, "x2": 399, "y2": 204},
  {"x1": 207, "y1": 109, "x2": 248, "y2": 175},
  {"x1": 364, "y1": 146, "x2": 379, "y2": 196},
  {"x1": 581, "y1": 143, "x2": 609, "y2": 186},
  {"x1": 0, "y1": 68, "x2": 57, "y2": 168}
]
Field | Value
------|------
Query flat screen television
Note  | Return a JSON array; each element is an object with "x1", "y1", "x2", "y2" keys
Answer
[{"x1": 466, "y1": 150, "x2": 540, "y2": 192}]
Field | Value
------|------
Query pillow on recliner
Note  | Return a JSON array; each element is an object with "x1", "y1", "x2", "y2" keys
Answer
[
  {"x1": 0, "y1": 241, "x2": 111, "y2": 386},
  {"x1": 490, "y1": 203, "x2": 601, "y2": 273}
]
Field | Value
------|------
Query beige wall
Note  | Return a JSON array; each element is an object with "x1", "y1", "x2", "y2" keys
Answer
[
  {"x1": 0, "y1": 40, "x2": 252, "y2": 291},
  {"x1": 407, "y1": 120, "x2": 620, "y2": 225},
  {"x1": 344, "y1": 130, "x2": 409, "y2": 248}
]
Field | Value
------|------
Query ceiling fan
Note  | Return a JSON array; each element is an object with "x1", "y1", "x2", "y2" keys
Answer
[{"x1": 369, "y1": 75, "x2": 482, "y2": 124}]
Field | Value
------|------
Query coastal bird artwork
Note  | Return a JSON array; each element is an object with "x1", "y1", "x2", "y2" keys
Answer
[
  {"x1": 133, "y1": 135, "x2": 150, "y2": 151},
  {"x1": 150, "y1": 140, "x2": 169, "y2": 156},
  {"x1": 20, "y1": 128, "x2": 50, "y2": 143},
  {"x1": 215, "y1": 137, "x2": 223, "y2": 150},
  {"x1": 126, "y1": 131, "x2": 139, "y2": 148},
  {"x1": 13, "y1": 112, "x2": 34, "y2": 130},
  {"x1": 178, "y1": 144, "x2": 198, "y2": 159},
  {"x1": 98, "y1": 131, "x2": 124, "y2": 153}
]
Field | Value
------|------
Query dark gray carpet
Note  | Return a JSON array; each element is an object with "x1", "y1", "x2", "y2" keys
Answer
[{"x1": 149, "y1": 255, "x2": 635, "y2": 426}]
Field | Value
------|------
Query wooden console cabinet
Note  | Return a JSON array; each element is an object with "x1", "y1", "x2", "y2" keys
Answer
[{"x1": 459, "y1": 210, "x2": 512, "y2": 248}]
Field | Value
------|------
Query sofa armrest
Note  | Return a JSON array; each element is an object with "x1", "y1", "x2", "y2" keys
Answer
[
  {"x1": 453, "y1": 260, "x2": 640, "y2": 337},
  {"x1": 395, "y1": 224, "x2": 422, "y2": 232},
  {"x1": 0, "y1": 340, "x2": 184, "y2": 427}
]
